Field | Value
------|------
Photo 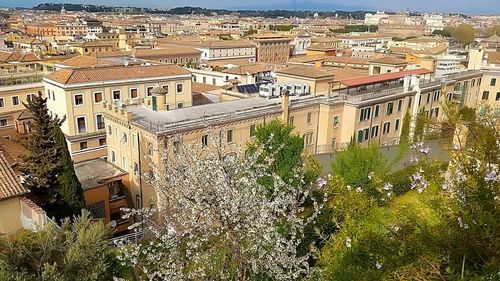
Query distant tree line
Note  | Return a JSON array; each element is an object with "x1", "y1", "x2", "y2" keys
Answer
[{"x1": 32, "y1": 3, "x2": 369, "y2": 19}]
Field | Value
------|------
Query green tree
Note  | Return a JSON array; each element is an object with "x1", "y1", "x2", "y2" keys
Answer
[
  {"x1": 0, "y1": 211, "x2": 119, "y2": 281},
  {"x1": 54, "y1": 125, "x2": 85, "y2": 218},
  {"x1": 20, "y1": 92, "x2": 64, "y2": 209},
  {"x1": 247, "y1": 120, "x2": 308, "y2": 187},
  {"x1": 432, "y1": 29, "x2": 451, "y2": 37},
  {"x1": 330, "y1": 142, "x2": 389, "y2": 189},
  {"x1": 452, "y1": 24, "x2": 476, "y2": 47}
]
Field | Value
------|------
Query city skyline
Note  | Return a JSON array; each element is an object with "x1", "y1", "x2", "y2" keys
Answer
[{"x1": 2, "y1": 0, "x2": 500, "y2": 15}]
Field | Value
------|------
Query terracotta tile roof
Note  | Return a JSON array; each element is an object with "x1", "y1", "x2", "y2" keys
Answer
[
  {"x1": 12, "y1": 38, "x2": 43, "y2": 45},
  {"x1": 192, "y1": 92, "x2": 217, "y2": 105},
  {"x1": 222, "y1": 63, "x2": 273, "y2": 75},
  {"x1": 169, "y1": 40, "x2": 256, "y2": 49},
  {"x1": 192, "y1": 82, "x2": 221, "y2": 93},
  {"x1": 328, "y1": 67, "x2": 369, "y2": 80},
  {"x1": 58, "y1": 55, "x2": 116, "y2": 68},
  {"x1": 45, "y1": 65, "x2": 191, "y2": 85},
  {"x1": 483, "y1": 34, "x2": 500, "y2": 43},
  {"x1": 0, "y1": 152, "x2": 28, "y2": 200},
  {"x1": 288, "y1": 55, "x2": 327, "y2": 63},
  {"x1": 324, "y1": 56, "x2": 370, "y2": 65},
  {"x1": 414, "y1": 45, "x2": 448, "y2": 55},
  {"x1": 73, "y1": 41, "x2": 114, "y2": 48},
  {"x1": 134, "y1": 47, "x2": 201, "y2": 59},
  {"x1": 369, "y1": 56, "x2": 408, "y2": 65},
  {"x1": 308, "y1": 44, "x2": 338, "y2": 52},
  {"x1": 205, "y1": 58, "x2": 256, "y2": 67},
  {"x1": 406, "y1": 37, "x2": 449, "y2": 44},
  {"x1": 94, "y1": 50, "x2": 133, "y2": 58},
  {"x1": 0, "y1": 51, "x2": 39, "y2": 63},
  {"x1": 486, "y1": 51, "x2": 500, "y2": 64},
  {"x1": 15, "y1": 110, "x2": 34, "y2": 121},
  {"x1": 340, "y1": 68, "x2": 433, "y2": 87},
  {"x1": 277, "y1": 65, "x2": 335, "y2": 79},
  {"x1": 390, "y1": 46, "x2": 413, "y2": 54}
]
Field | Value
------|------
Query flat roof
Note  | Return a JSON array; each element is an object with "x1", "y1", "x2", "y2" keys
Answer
[
  {"x1": 340, "y1": 68, "x2": 433, "y2": 87},
  {"x1": 74, "y1": 158, "x2": 127, "y2": 190}
]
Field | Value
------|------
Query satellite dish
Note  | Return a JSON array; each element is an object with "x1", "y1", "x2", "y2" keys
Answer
[
  {"x1": 124, "y1": 61, "x2": 129, "y2": 67},
  {"x1": 110, "y1": 220, "x2": 117, "y2": 228}
]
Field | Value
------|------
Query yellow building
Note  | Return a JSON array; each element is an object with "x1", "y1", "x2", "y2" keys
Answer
[
  {"x1": 43, "y1": 64, "x2": 193, "y2": 163},
  {"x1": 276, "y1": 66, "x2": 335, "y2": 96},
  {"x1": 0, "y1": 83, "x2": 43, "y2": 140},
  {"x1": 99, "y1": 69, "x2": 491, "y2": 210}
]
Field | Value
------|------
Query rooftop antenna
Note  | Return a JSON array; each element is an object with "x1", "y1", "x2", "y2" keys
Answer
[{"x1": 293, "y1": 0, "x2": 296, "y2": 18}]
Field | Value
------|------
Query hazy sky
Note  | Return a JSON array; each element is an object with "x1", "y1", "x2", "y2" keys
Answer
[{"x1": 3, "y1": 0, "x2": 500, "y2": 15}]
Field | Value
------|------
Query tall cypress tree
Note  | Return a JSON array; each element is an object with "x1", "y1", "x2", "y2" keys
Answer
[
  {"x1": 20, "y1": 92, "x2": 63, "y2": 209},
  {"x1": 54, "y1": 125, "x2": 85, "y2": 218}
]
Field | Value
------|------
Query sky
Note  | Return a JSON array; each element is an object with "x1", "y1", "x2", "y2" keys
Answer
[{"x1": 2, "y1": 0, "x2": 500, "y2": 15}]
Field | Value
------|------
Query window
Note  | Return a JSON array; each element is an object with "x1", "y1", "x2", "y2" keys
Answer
[
  {"x1": 374, "y1": 105, "x2": 380, "y2": 117},
  {"x1": 212, "y1": 78, "x2": 216, "y2": 85},
  {"x1": 383, "y1": 122, "x2": 391, "y2": 135},
  {"x1": 108, "y1": 125, "x2": 112, "y2": 136},
  {"x1": 0, "y1": 119, "x2": 7, "y2": 127},
  {"x1": 307, "y1": 112, "x2": 312, "y2": 124},
  {"x1": 122, "y1": 132, "x2": 128, "y2": 144},
  {"x1": 162, "y1": 85, "x2": 169, "y2": 93},
  {"x1": 201, "y1": 134, "x2": 208, "y2": 148},
  {"x1": 74, "y1": 94, "x2": 84, "y2": 106},
  {"x1": 250, "y1": 124, "x2": 256, "y2": 137},
  {"x1": 408, "y1": 97, "x2": 412, "y2": 108},
  {"x1": 0, "y1": 98, "x2": 3, "y2": 108},
  {"x1": 386, "y1": 102, "x2": 394, "y2": 115},
  {"x1": 426, "y1": 93, "x2": 430, "y2": 104},
  {"x1": 79, "y1": 141, "x2": 88, "y2": 150},
  {"x1": 333, "y1": 116, "x2": 339, "y2": 127},
  {"x1": 357, "y1": 129, "x2": 365, "y2": 143},
  {"x1": 454, "y1": 83, "x2": 461, "y2": 91},
  {"x1": 112, "y1": 90, "x2": 121, "y2": 100},
  {"x1": 490, "y1": 78, "x2": 496, "y2": 86},
  {"x1": 433, "y1": 90, "x2": 440, "y2": 101},
  {"x1": 99, "y1": 138, "x2": 106, "y2": 146},
  {"x1": 371, "y1": 125, "x2": 379, "y2": 138},
  {"x1": 76, "y1": 116, "x2": 86, "y2": 134},
  {"x1": 122, "y1": 157, "x2": 128, "y2": 172},
  {"x1": 226, "y1": 129, "x2": 233, "y2": 143},
  {"x1": 147, "y1": 87, "x2": 154, "y2": 96},
  {"x1": 177, "y1": 102, "x2": 184, "y2": 109},
  {"x1": 397, "y1": 99, "x2": 403, "y2": 111},
  {"x1": 173, "y1": 141, "x2": 180, "y2": 154},
  {"x1": 96, "y1": 114, "x2": 105, "y2": 130},
  {"x1": 94, "y1": 92, "x2": 103, "y2": 103},
  {"x1": 472, "y1": 79, "x2": 475, "y2": 87},
  {"x1": 11, "y1": 96, "x2": 19, "y2": 106},
  {"x1": 359, "y1": 107, "x2": 371, "y2": 121},
  {"x1": 130, "y1": 88, "x2": 138, "y2": 99},
  {"x1": 395, "y1": 119, "x2": 400, "y2": 131},
  {"x1": 133, "y1": 162, "x2": 139, "y2": 176},
  {"x1": 176, "y1": 84, "x2": 183, "y2": 93},
  {"x1": 27, "y1": 94, "x2": 35, "y2": 102},
  {"x1": 289, "y1": 116, "x2": 295, "y2": 126},
  {"x1": 482, "y1": 91, "x2": 489, "y2": 100},
  {"x1": 304, "y1": 132, "x2": 313, "y2": 146},
  {"x1": 496, "y1": 92, "x2": 500, "y2": 101}
]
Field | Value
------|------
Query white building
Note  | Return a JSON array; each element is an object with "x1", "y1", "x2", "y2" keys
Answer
[
  {"x1": 423, "y1": 14, "x2": 444, "y2": 34},
  {"x1": 435, "y1": 54, "x2": 467, "y2": 78},
  {"x1": 291, "y1": 30, "x2": 312, "y2": 56},
  {"x1": 364, "y1": 11, "x2": 389, "y2": 25}
]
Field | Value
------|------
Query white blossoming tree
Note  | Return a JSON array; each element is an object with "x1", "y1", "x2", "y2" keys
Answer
[{"x1": 118, "y1": 131, "x2": 325, "y2": 281}]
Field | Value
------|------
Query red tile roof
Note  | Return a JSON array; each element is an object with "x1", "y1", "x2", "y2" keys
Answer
[
  {"x1": 340, "y1": 68, "x2": 433, "y2": 87},
  {"x1": 46, "y1": 65, "x2": 191, "y2": 85},
  {"x1": 0, "y1": 152, "x2": 28, "y2": 200}
]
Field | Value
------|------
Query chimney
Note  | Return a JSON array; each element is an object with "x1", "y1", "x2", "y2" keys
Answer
[{"x1": 281, "y1": 90, "x2": 290, "y2": 123}]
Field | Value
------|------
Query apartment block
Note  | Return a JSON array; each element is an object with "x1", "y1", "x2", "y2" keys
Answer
[{"x1": 43, "y1": 64, "x2": 193, "y2": 163}]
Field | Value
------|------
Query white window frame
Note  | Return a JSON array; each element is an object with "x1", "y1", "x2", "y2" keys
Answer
[
  {"x1": 95, "y1": 113, "x2": 105, "y2": 130},
  {"x1": 93, "y1": 91, "x2": 103, "y2": 104},
  {"x1": 11, "y1": 96, "x2": 20, "y2": 106},
  {"x1": 176, "y1": 83, "x2": 184, "y2": 94},
  {"x1": 75, "y1": 116, "x2": 87, "y2": 134},
  {"x1": 162, "y1": 85, "x2": 169, "y2": 94},
  {"x1": 129, "y1": 88, "x2": 139, "y2": 99},
  {"x1": 112, "y1": 89, "x2": 121, "y2": 101},
  {"x1": 0, "y1": 119, "x2": 7, "y2": 127},
  {"x1": 73, "y1": 93, "x2": 84, "y2": 107}
]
